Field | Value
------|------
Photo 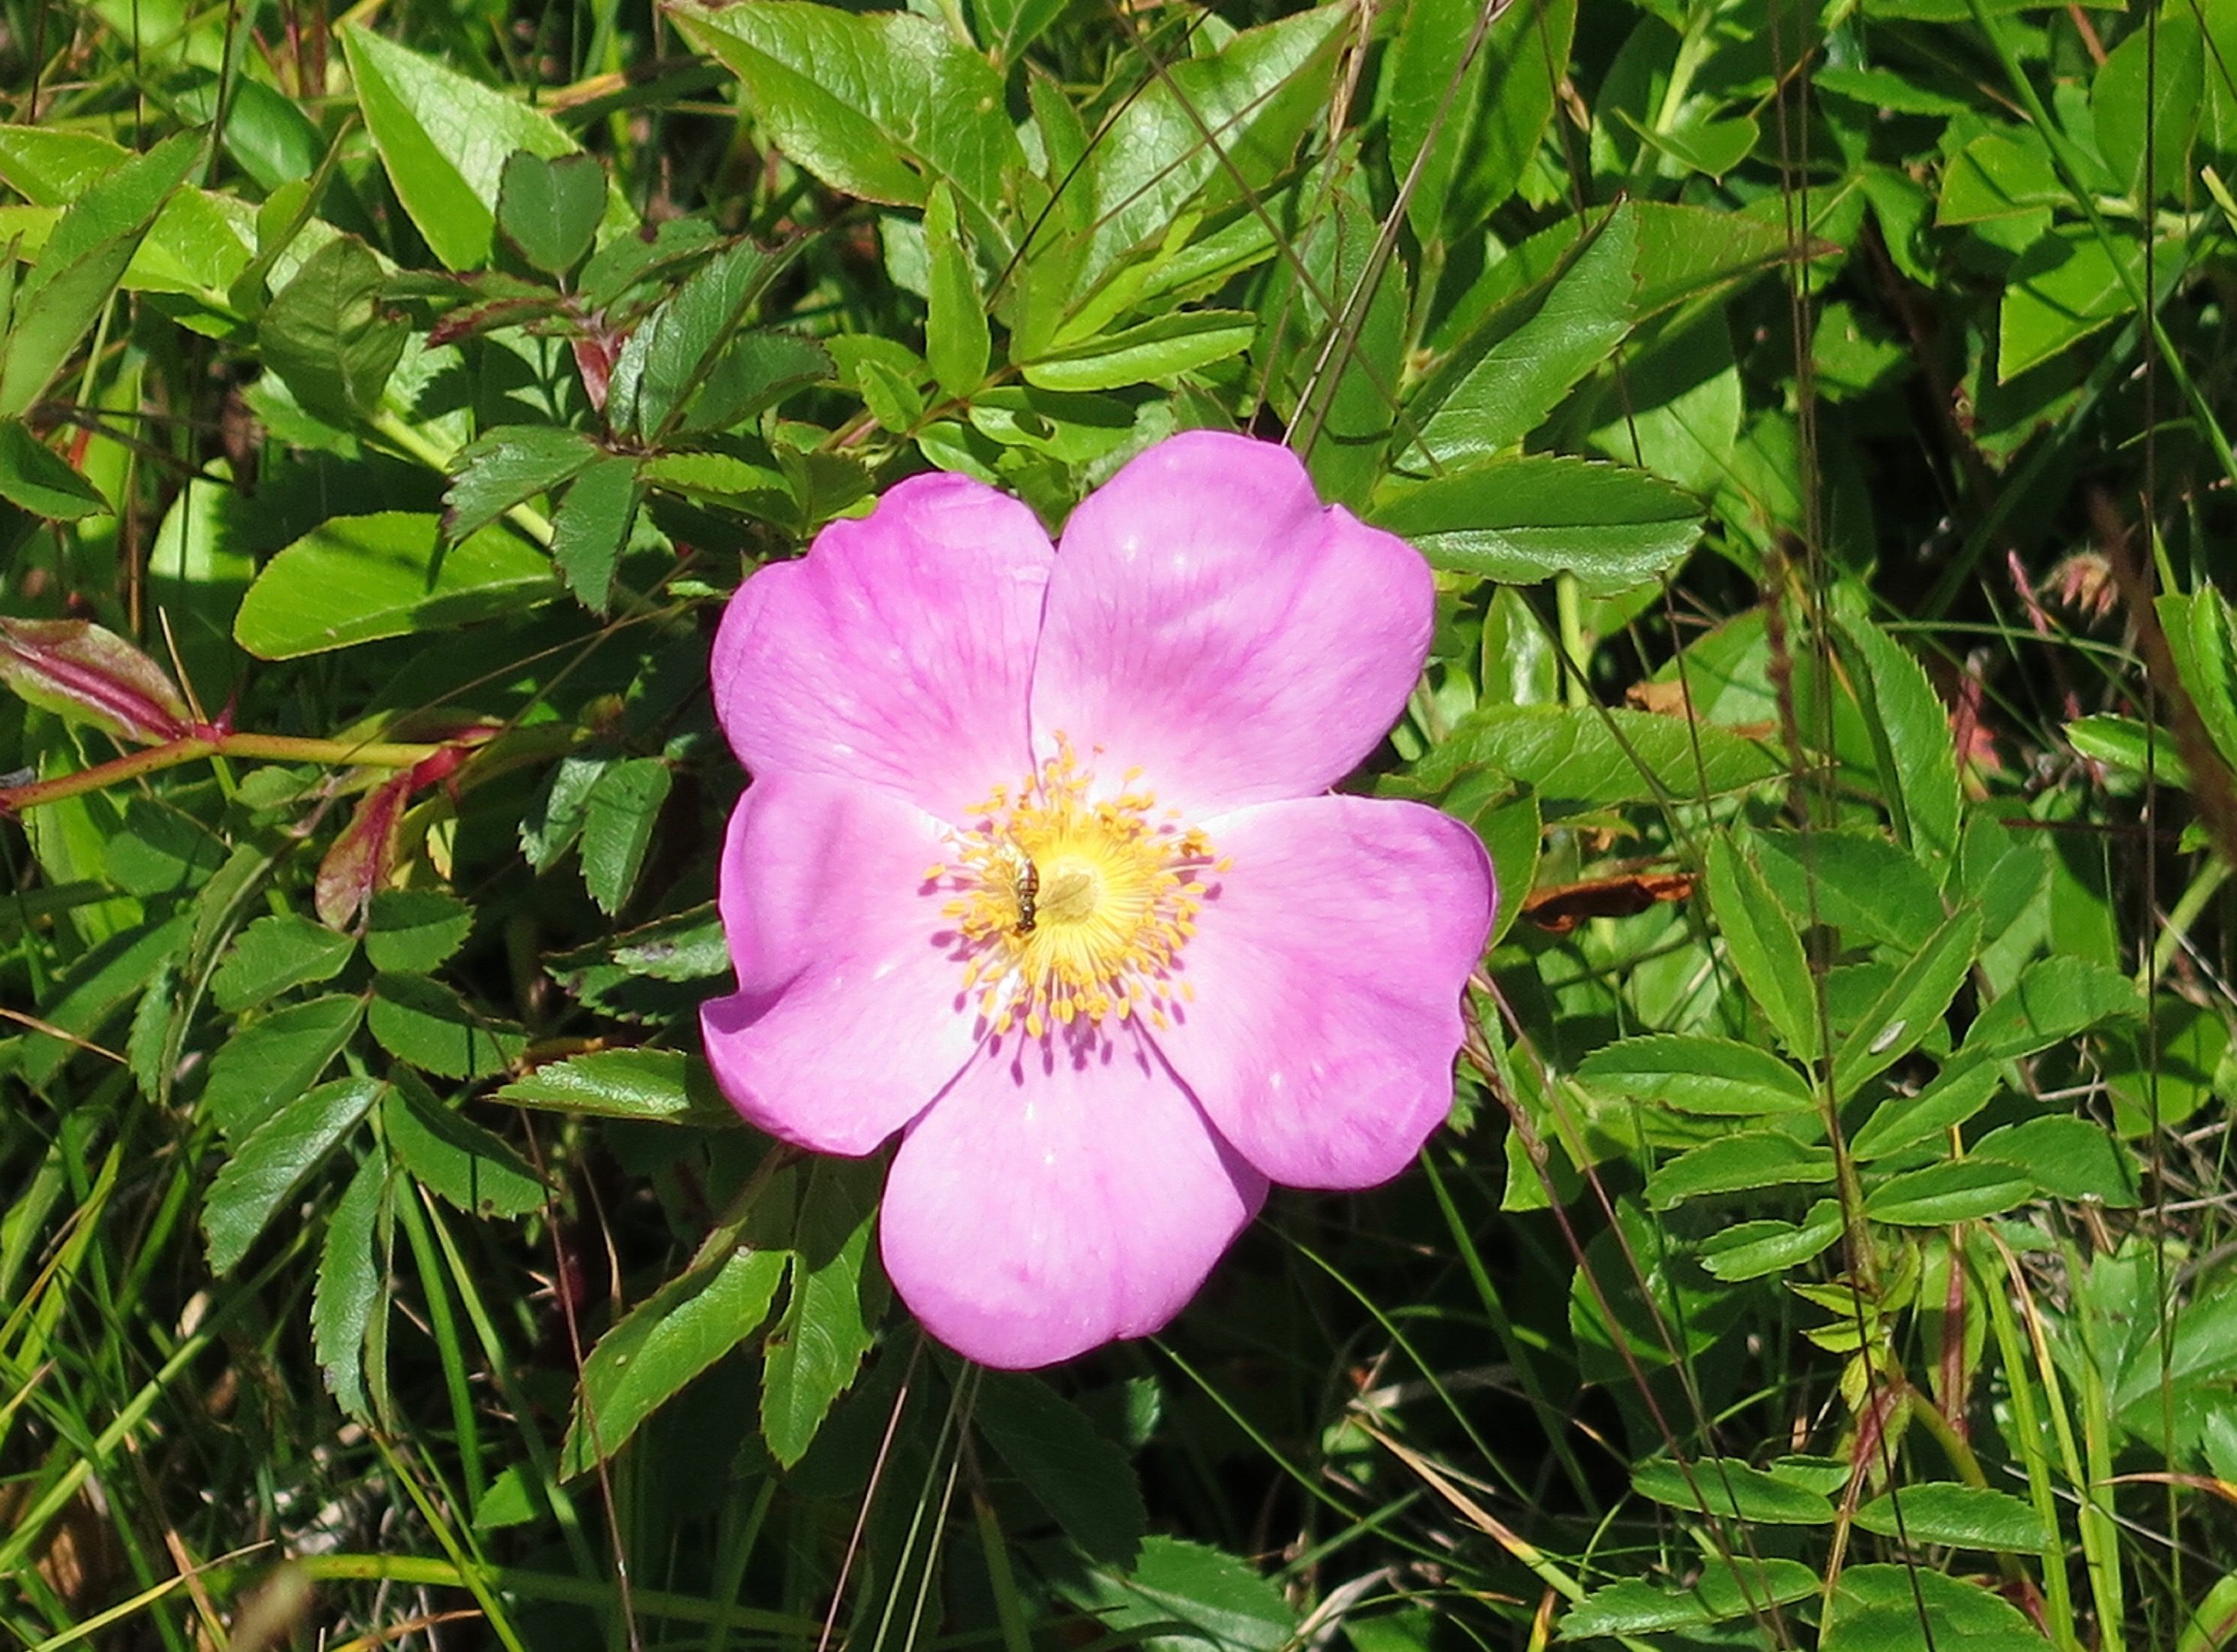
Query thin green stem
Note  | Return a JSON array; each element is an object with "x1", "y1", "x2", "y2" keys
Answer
[
  {"x1": 2146, "y1": 856, "x2": 2231, "y2": 985},
  {"x1": 1555, "y1": 573, "x2": 1589, "y2": 708}
]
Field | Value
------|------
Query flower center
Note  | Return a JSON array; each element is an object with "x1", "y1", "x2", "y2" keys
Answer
[{"x1": 931, "y1": 734, "x2": 1224, "y2": 1041}]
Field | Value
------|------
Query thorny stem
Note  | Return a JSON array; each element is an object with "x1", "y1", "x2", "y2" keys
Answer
[{"x1": 0, "y1": 728, "x2": 456, "y2": 813}]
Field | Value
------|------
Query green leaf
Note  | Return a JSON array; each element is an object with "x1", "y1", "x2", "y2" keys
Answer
[
  {"x1": 561, "y1": 1242, "x2": 788, "y2": 1476},
  {"x1": 106, "y1": 797, "x2": 225, "y2": 898},
  {"x1": 126, "y1": 960, "x2": 176, "y2": 1102},
  {"x1": 1938, "y1": 130, "x2": 2063, "y2": 225},
  {"x1": 364, "y1": 890, "x2": 473, "y2": 976},
  {"x1": 1647, "y1": 1132, "x2": 1838, "y2": 1209},
  {"x1": 1626, "y1": 110, "x2": 1758, "y2": 178},
  {"x1": 1840, "y1": 611, "x2": 1962, "y2": 861},
  {"x1": 609, "y1": 903, "x2": 729, "y2": 980},
  {"x1": 640, "y1": 449, "x2": 791, "y2": 513},
  {"x1": 1405, "y1": 205, "x2": 1636, "y2": 468},
  {"x1": 444, "y1": 425, "x2": 602, "y2": 544},
  {"x1": 1749, "y1": 828, "x2": 1944, "y2": 952},
  {"x1": 1022, "y1": 310, "x2": 1256, "y2": 392},
  {"x1": 2103, "y1": 997, "x2": 2229, "y2": 1136},
  {"x1": 343, "y1": 25, "x2": 584, "y2": 271},
  {"x1": 760, "y1": 1158, "x2": 884, "y2": 1468},
  {"x1": 0, "y1": 125, "x2": 248, "y2": 300},
  {"x1": 1850, "y1": 1059, "x2": 2003, "y2": 1162},
  {"x1": 212, "y1": 912, "x2": 356, "y2": 1013},
  {"x1": 521, "y1": 752, "x2": 609, "y2": 872},
  {"x1": 1864, "y1": 1158, "x2": 2035, "y2": 1226},
  {"x1": 19, "y1": 914, "x2": 193, "y2": 1087},
  {"x1": 475, "y1": 1465, "x2": 540, "y2": 1531},
  {"x1": 380, "y1": 1076, "x2": 544, "y2": 1217},
  {"x1": 968, "y1": 0, "x2": 1069, "y2": 64},
  {"x1": 1576, "y1": 1034, "x2": 1815, "y2": 1116},
  {"x1": 580, "y1": 757, "x2": 673, "y2": 916},
  {"x1": 1394, "y1": 0, "x2": 1575, "y2": 238},
  {"x1": 1371, "y1": 455, "x2": 1701, "y2": 593},
  {"x1": 964, "y1": 386, "x2": 1135, "y2": 464},
  {"x1": 923, "y1": 182, "x2": 988, "y2": 399},
  {"x1": 1634, "y1": 201, "x2": 1803, "y2": 316},
  {"x1": 1827, "y1": 1565, "x2": 2052, "y2": 1649},
  {"x1": 669, "y1": 0, "x2": 1023, "y2": 219},
  {"x1": 234, "y1": 512, "x2": 559, "y2": 660},
  {"x1": 1560, "y1": 1558, "x2": 1821, "y2": 1637},
  {"x1": 1078, "y1": 7, "x2": 1345, "y2": 289},
  {"x1": 1273, "y1": 179, "x2": 1408, "y2": 508},
  {"x1": 680, "y1": 329, "x2": 832, "y2": 434},
  {"x1": 2169, "y1": 586, "x2": 2237, "y2": 772},
  {"x1": 1049, "y1": 1535, "x2": 1296, "y2": 1652},
  {"x1": 1999, "y1": 223, "x2": 2145, "y2": 383},
  {"x1": 2094, "y1": 14, "x2": 2202, "y2": 202},
  {"x1": 203, "y1": 993, "x2": 363, "y2": 1138},
  {"x1": 1963, "y1": 954, "x2": 2141, "y2": 1061},
  {"x1": 1630, "y1": 1457, "x2": 1835, "y2": 1524},
  {"x1": 368, "y1": 974, "x2": 526, "y2": 1082},
  {"x1": 1473, "y1": 788, "x2": 1539, "y2": 948},
  {"x1": 1699, "y1": 1199, "x2": 1844, "y2": 1281},
  {"x1": 0, "y1": 130, "x2": 202, "y2": 419},
  {"x1": 2066, "y1": 713, "x2": 2192, "y2": 790},
  {"x1": 0, "y1": 421, "x2": 109, "y2": 519},
  {"x1": 258, "y1": 235, "x2": 408, "y2": 427},
  {"x1": 1386, "y1": 0, "x2": 1492, "y2": 245},
  {"x1": 613, "y1": 238, "x2": 803, "y2": 438},
  {"x1": 496, "y1": 149, "x2": 606, "y2": 277},
  {"x1": 498, "y1": 1048, "x2": 736, "y2": 1125},
  {"x1": 1409, "y1": 704, "x2": 1782, "y2": 811},
  {"x1": 1706, "y1": 833, "x2": 1821, "y2": 1063},
  {"x1": 551, "y1": 456, "x2": 641, "y2": 614},
  {"x1": 1831, "y1": 905, "x2": 1982, "y2": 1101},
  {"x1": 977, "y1": 1372, "x2": 1147, "y2": 1566},
  {"x1": 205, "y1": 1078, "x2": 382, "y2": 1273},
  {"x1": 1976, "y1": 1116, "x2": 2140, "y2": 1206},
  {"x1": 314, "y1": 1150, "x2": 389, "y2": 1421}
]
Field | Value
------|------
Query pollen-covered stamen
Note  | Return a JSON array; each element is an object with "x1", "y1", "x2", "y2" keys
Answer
[{"x1": 930, "y1": 734, "x2": 1226, "y2": 1040}]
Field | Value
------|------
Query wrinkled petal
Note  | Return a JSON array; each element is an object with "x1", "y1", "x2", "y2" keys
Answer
[
  {"x1": 701, "y1": 772, "x2": 982, "y2": 1155},
  {"x1": 1153, "y1": 796, "x2": 1493, "y2": 1189},
  {"x1": 881, "y1": 1031, "x2": 1266, "y2": 1368},
  {"x1": 712, "y1": 472, "x2": 1055, "y2": 820},
  {"x1": 1030, "y1": 432, "x2": 1433, "y2": 818}
]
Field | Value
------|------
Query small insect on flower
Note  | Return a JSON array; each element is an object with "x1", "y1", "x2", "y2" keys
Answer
[{"x1": 1013, "y1": 856, "x2": 1040, "y2": 934}]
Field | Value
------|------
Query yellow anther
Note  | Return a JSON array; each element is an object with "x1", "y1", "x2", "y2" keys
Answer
[{"x1": 936, "y1": 734, "x2": 1220, "y2": 1043}]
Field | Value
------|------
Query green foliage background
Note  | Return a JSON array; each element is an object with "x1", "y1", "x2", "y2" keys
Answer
[{"x1": 2, "y1": 0, "x2": 2235, "y2": 1645}]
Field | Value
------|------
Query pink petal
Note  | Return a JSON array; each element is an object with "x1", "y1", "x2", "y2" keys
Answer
[
  {"x1": 700, "y1": 772, "x2": 982, "y2": 1155},
  {"x1": 1030, "y1": 432, "x2": 1433, "y2": 819},
  {"x1": 713, "y1": 473, "x2": 1055, "y2": 820},
  {"x1": 1154, "y1": 796, "x2": 1493, "y2": 1189},
  {"x1": 880, "y1": 1032, "x2": 1266, "y2": 1368}
]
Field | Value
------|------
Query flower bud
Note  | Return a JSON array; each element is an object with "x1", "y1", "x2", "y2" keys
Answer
[{"x1": 0, "y1": 618, "x2": 192, "y2": 745}]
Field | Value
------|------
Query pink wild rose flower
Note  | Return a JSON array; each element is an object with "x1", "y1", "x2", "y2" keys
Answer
[{"x1": 701, "y1": 432, "x2": 1496, "y2": 1368}]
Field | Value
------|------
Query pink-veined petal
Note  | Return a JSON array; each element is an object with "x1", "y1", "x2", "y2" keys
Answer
[
  {"x1": 712, "y1": 472, "x2": 1054, "y2": 819},
  {"x1": 880, "y1": 1031, "x2": 1266, "y2": 1368},
  {"x1": 701, "y1": 772, "x2": 982, "y2": 1155},
  {"x1": 1154, "y1": 796, "x2": 1493, "y2": 1188},
  {"x1": 1030, "y1": 432, "x2": 1432, "y2": 818}
]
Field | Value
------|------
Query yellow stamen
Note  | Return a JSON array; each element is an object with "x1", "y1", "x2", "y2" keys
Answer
[{"x1": 925, "y1": 733, "x2": 1220, "y2": 1043}]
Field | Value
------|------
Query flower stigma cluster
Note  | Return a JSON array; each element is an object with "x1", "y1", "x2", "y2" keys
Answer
[{"x1": 930, "y1": 734, "x2": 1229, "y2": 1041}]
